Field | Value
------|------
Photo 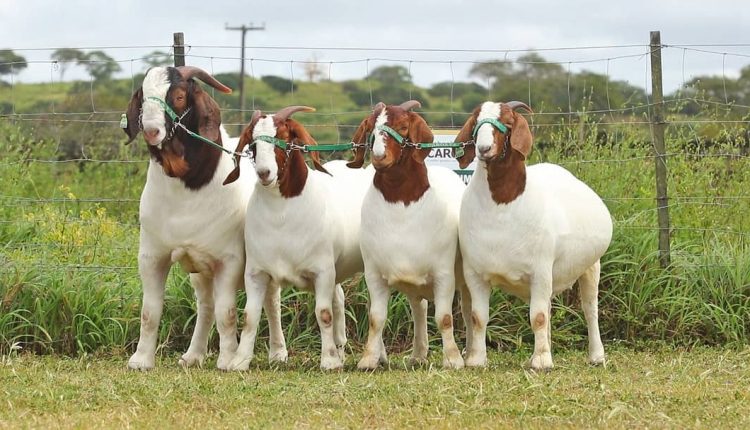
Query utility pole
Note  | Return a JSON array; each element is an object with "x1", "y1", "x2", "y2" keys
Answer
[{"x1": 225, "y1": 22, "x2": 265, "y2": 124}]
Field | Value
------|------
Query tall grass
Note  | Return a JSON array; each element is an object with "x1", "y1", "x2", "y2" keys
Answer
[{"x1": 1, "y1": 117, "x2": 748, "y2": 358}]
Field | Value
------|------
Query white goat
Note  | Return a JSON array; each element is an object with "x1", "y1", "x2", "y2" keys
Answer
[
  {"x1": 122, "y1": 66, "x2": 283, "y2": 370},
  {"x1": 456, "y1": 101, "x2": 613, "y2": 371},
  {"x1": 223, "y1": 106, "x2": 374, "y2": 371},
  {"x1": 348, "y1": 101, "x2": 468, "y2": 370}
]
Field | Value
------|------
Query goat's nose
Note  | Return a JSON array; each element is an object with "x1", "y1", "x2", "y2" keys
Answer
[
  {"x1": 257, "y1": 168, "x2": 271, "y2": 181},
  {"x1": 143, "y1": 129, "x2": 159, "y2": 139}
]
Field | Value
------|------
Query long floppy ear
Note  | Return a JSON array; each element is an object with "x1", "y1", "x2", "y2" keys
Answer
[
  {"x1": 346, "y1": 117, "x2": 371, "y2": 168},
  {"x1": 505, "y1": 102, "x2": 533, "y2": 159},
  {"x1": 455, "y1": 106, "x2": 480, "y2": 169},
  {"x1": 408, "y1": 112, "x2": 433, "y2": 164},
  {"x1": 124, "y1": 87, "x2": 143, "y2": 143},
  {"x1": 224, "y1": 110, "x2": 261, "y2": 185},
  {"x1": 288, "y1": 118, "x2": 330, "y2": 175},
  {"x1": 192, "y1": 85, "x2": 222, "y2": 143}
]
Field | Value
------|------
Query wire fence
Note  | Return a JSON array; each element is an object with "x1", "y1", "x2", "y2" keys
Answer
[{"x1": 1, "y1": 31, "x2": 749, "y2": 276}]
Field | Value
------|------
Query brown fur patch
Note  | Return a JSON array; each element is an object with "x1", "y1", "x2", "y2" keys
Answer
[
  {"x1": 486, "y1": 148, "x2": 527, "y2": 204},
  {"x1": 440, "y1": 314, "x2": 453, "y2": 330},
  {"x1": 319, "y1": 309, "x2": 333, "y2": 326},
  {"x1": 471, "y1": 311, "x2": 481, "y2": 329},
  {"x1": 533, "y1": 312, "x2": 546, "y2": 331}
]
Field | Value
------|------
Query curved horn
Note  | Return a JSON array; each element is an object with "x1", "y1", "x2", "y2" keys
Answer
[
  {"x1": 274, "y1": 106, "x2": 315, "y2": 122},
  {"x1": 505, "y1": 101, "x2": 533, "y2": 114},
  {"x1": 372, "y1": 102, "x2": 386, "y2": 116},
  {"x1": 176, "y1": 66, "x2": 232, "y2": 94},
  {"x1": 399, "y1": 100, "x2": 422, "y2": 111}
]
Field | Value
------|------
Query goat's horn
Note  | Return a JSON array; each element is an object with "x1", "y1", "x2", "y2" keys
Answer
[
  {"x1": 274, "y1": 106, "x2": 315, "y2": 122},
  {"x1": 176, "y1": 66, "x2": 232, "y2": 94},
  {"x1": 505, "y1": 101, "x2": 533, "y2": 114},
  {"x1": 399, "y1": 100, "x2": 421, "y2": 111},
  {"x1": 372, "y1": 102, "x2": 386, "y2": 116},
  {"x1": 250, "y1": 109, "x2": 262, "y2": 124}
]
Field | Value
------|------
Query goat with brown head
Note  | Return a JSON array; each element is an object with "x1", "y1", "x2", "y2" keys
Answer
[
  {"x1": 455, "y1": 101, "x2": 533, "y2": 204},
  {"x1": 123, "y1": 66, "x2": 232, "y2": 189},
  {"x1": 348, "y1": 100, "x2": 434, "y2": 205},
  {"x1": 223, "y1": 106, "x2": 329, "y2": 198}
]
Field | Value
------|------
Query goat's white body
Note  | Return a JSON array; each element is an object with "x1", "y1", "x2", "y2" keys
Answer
[
  {"x1": 230, "y1": 160, "x2": 374, "y2": 371},
  {"x1": 128, "y1": 127, "x2": 258, "y2": 370},
  {"x1": 460, "y1": 161, "x2": 612, "y2": 369},
  {"x1": 358, "y1": 166, "x2": 468, "y2": 369}
]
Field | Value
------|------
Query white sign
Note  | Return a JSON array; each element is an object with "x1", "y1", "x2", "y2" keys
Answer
[{"x1": 427, "y1": 130, "x2": 476, "y2": 185}]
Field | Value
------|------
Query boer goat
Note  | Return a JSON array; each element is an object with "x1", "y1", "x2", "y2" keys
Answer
[
  {"x1": 223, "y1": 106, "x2": 373, "y2": 371},
  {"x1": 348, "y1": 101, "x2": 468, "y2": 370},
  {"x1": 122, "y1": 66, "x2": 283, "y2": 370},
  {"x1": 456, "y1": 101, "x2": 612, "y2": 371}
]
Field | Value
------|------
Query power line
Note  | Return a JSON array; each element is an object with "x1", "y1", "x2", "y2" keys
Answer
[{"x1": 225, "y1": 22, "x2": 266, "y2": 125}]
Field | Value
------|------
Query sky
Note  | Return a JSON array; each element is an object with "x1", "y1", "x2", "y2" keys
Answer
[{"x1": 1, "y1": 0, "x2": 749, "y2": 95}]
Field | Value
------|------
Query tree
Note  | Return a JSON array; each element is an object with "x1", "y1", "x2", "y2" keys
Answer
[
  {"x1": 0, "y1": 49, "x2": 28, "y2": 81},
  {"x1": 367, "y1": 65, "x2": 412, "y2": 85},
  {"x1": 78, "y1": 50, "x2": 121, "y2": 82},
  {"x1": 261, "y1": 75, "x2": 294, "y2": 94},
  {"x1": 143, "y1": 50, "x2": 173, "y2": 69},
  {"x1": 51, "y1": 48, "x2": 83, "y2": 80},
  {"x1": 301, "y1": 53, "x2": 325, "y2": 82}
]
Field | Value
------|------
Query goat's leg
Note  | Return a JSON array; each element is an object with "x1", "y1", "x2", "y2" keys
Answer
[
  {"x1": 315, "y1": 270, "x2": 343, "y2": 370},
  {"x1": 229, "y1": 270, "x2": 270, "y2": 371},
  {"x1": 407, "y1": 295, "x2": 429, "y2": 366},
  {"x1": 332, "y1": 283, "x2": 347, "y2": 362},
  {"x1": 264, "y1": 281, "x2": 288, "y2": 363},
  {"x1": 212, "y1": 259, "x2": 242, "y2": 370},
  {"x1": 529, "y1": 272, "x2": 554, "y2": 371},
  {"x1": 578, "y1": 260, "x2": 605, "y2": 365},
  {"x1": 464, "y1": 267, "x2": 491, "y2": 367},
  {"x1": 128, "y1": 250, "x2": 170, "y2": 370},
  {"x1": 434, "y1": 274, "x2": 464, "y2": 369},
  {"x1": 459, "y1": 281, "x2": 474, "y2": 357},
  {"x1": 358, "y1": 271, "x2": 390, "y2": 370},
  {"x1": 179, "y1": 272, "x2": 214, "y2": 368}
]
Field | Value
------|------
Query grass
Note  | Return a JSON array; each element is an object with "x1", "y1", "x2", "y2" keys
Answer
[{"x1": 1, "y1": 347, "x2": 749, "y2": 428}]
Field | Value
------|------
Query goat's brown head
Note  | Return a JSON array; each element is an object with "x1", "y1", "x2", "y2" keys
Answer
[
  {"x1": 347, "y1": 100, "x2": 433, "y2": 171},
  {"x1": 223, "y1": 106, "x2": 328, "y2": 197},
  {"x1": 455, "y1": 101, "x2": 533, "y2": 169},
  {"x1": 123, "y1": 66, "x2": 232, "y2": 185}
]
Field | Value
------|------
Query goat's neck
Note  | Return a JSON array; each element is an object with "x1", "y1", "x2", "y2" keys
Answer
[
  {"x1": 483, "y1": 149, "x2": 526, "y2": 205},
  {"x1": 278, "y1": 151, "x2": 309, "y2": 198},
  {"x1": 373, "y1": 152, "x2": 430, "y2": 206},
  {"x1": 149, "y1": 125, "x2": 222, "y2": 190}
]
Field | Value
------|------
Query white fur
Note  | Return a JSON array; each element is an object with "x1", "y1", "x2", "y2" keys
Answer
[
  {"x1": 228, "y1": 126, "x2": 374, "y2": 370},
  {"x1": 357, "y1": 166, "x2": 468, "y2": 370},
  {"x1": 475, "y1": 102, "x2": 502, "y2": 154},
  {"x1": 127, "y1": 117, "x2": 274, "y2": 370},
  {"x1": 460, "y1": 160, "x2": 613, "y2": 370},
  {"x1": 371, "y1": 110, "x2": 388, "y2": 160},
  {"x1": 140, "y1": 67, "x2": 171, "y2": 145}
]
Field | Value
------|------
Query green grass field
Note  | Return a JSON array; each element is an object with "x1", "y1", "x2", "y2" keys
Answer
[{"x1": 2, "y1": 347, "x2": 748, "y2": 428}]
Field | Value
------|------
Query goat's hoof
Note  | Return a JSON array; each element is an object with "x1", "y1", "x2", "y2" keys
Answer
[
  {"x1": 465, "y1": 353, "x2": 488, "y2": 368},
  {"x1": 357, "y1": 355, "x2": 382, "y2": 371},
  {"x1": 336, "y1": 346, "x2": 347, "y2": 362},
  {"x1": 226, "y1": 356, "x2": 252, "y2": 372},
  {"x1": 589, "y1": 353, "x2": 606, "y2": 367},
  {"x1": 320, "y1": 355, "x2": 344, "y2": 371},
  {"x1": 216, "y1": 352, "x2": 237, "y2": 371},
  {"x1": 178, "y1": 351, "x2": 206, "y2": 368},
  {"x1": 442, "y1": 354, "x2": 465, "y2": 370},
  {"x1": 529, "y1": 352, "x2": 554, "y2": 372},
  {"x1": 127, "y1": 353, "x2": 155, "y2": 371},
  {"x1": 268, "y1": 348, "x2": 289, "y2": 364},
  {"x1": 408, "y1": 355, "x2": 428, "y2": 368}
]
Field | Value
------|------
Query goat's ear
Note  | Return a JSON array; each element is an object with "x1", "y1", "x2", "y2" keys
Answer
[
  {"x1": 455, "y1": 107, "x2": 480, "y2": 169},
  {"x1": 509, "y1": 111, "x2": 533, "y2": 159},
  {"x1": 192, "y1": 85, "x2": 222, "y2": 143},
  {"x1": 408, "y1": 112, "x2": 433, "y2": 164},
  {"x1": 124, "y1": 87, "x2": 143, "y2": 143},
  {"x1": 223, "y1": 121, "x2": 255, "y2": 185},
  {"x1": 347, "y1": 117, "x2": 371, "y2": 169},
  {"x1": 288, "y1": 119, "x2": 330, "y2": 175}
]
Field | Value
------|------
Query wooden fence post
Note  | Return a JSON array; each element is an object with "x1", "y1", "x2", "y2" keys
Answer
[
  {"x1": 173, "y1": 32, "x2": 185, "y2": 67},
  {"x1": 649, "y1": 30, "x2": 671, "y2": 268}
]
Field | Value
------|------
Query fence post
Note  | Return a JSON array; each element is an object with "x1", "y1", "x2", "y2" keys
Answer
[
  {"x1": 173, "y1": 32, "x2": 185, "y2": 67},
  {"x1": 649, "y1": 30, "x2": 671, "y2": 268}
]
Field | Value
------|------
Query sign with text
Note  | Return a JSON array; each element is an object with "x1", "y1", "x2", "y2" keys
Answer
[{"x1": 426, "y1": 130, "x2": 476, "y2": 184}]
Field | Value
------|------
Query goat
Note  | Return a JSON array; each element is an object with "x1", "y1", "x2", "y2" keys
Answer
[
  {"x1": 348, "y1": 100, "x2": 468, "y2": 370},
  {"x1": 456, "y1": 101, "x2": 613, "y2": 371},
  {"x1": 122, "y1": 66, "x2": 283, "y2": 370},
  {"x1": 223, "y1": 106, "x2": 374, "y2": 371}
]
